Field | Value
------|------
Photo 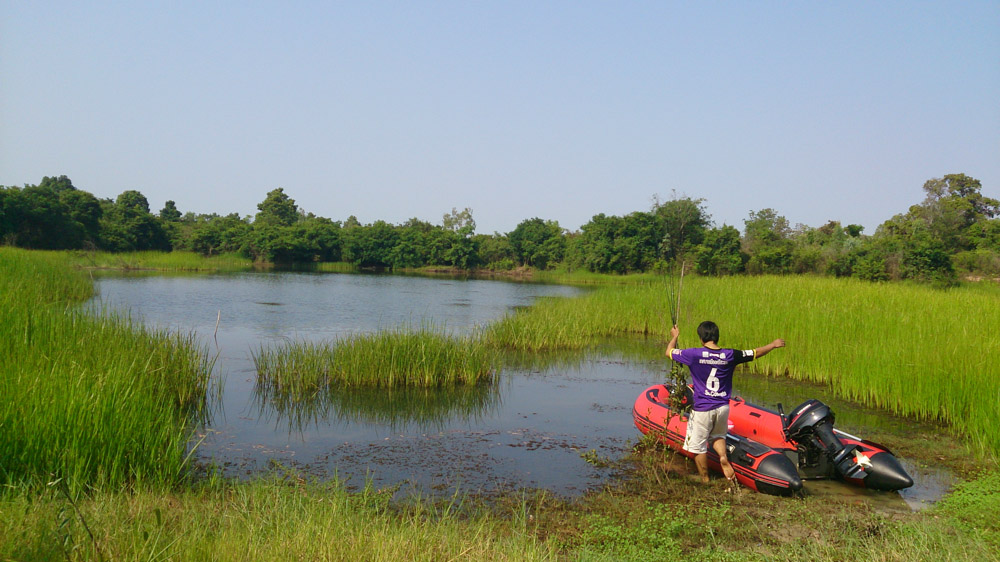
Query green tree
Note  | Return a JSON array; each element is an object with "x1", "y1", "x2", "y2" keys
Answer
[
  {"x1": 856, "y1": 174, "x2": 993, "y2": 283},
  {"x1": 390, "y1": 223, "x2": 430, "y2": 268},
  {"x1": 653, "y1": 194, "x2": 710, "y2": 261},
  {"x1": 299, "y1": 217, "x2": 342, "y2": 262},
  {"x1": 4, "y1": 185, "x2": 76, "y2": 249},
  {"x1": 423, "y1": 227, "x2": 455, "y2": 266},
  {"x1": 255, "y1": 188, "x2": 299, "y2": 227},
  {"x1": 922, "y1": 173, "x2": 998, "y2": 225},
  {"x1": 0, "y1": 187, "x2": 9, "y2": 243},
  {"x1": 0, "y1": 177, "x2": 102, "y2": 249},
  {"x1": 618, "y1": 211, "x2": 663, "y2": 272},
  {"x1": 575, "y1": 214, "x2": 624, "y2": 273},
  {"x1": 445, "y1": 225, "x2": 481, "y2": 269},
  {"x1": 871, "y1": 211, "x2": 955, "y2": 284},
  {"x1": 37, "y1": 175, "x2": 75, "y2": 193},
  {"x1": 695, "y1": 225, "x2": 744, "y2": 275},
  {"x1": 508, "y1": 218, "x2": 565, "y2": 269},
  {"x1": 116, "y1": 190, "x2": 151, "y2": 213},
  {"x1": 476, "y1": 233, "x2": 516, "y2": 270},
  {"x1": 99, "y1": 190, "x2": 170, "y2": 251},
  {"x1": 61, "y1": 189, "x2": 103, "y2": 244},
  {"x1": 343, "y1": 221, "x2": 398, "y2": 268},
  {"x1": 442, "y1": 207, "x2": 475, "y2": 233},
  {"x1": 190, "y1": 213, "x2": 252, "y2": 256},
  {"x1": 160, "y1": 200, "x2": 182, "y2": 222},
  {"x1": 850, "y1": 242, "x2": 890, "y2": 282},
  {"x1": 916, "y1": 174, "x2": 999, "y2": 254},
  {"x1": 743, "y1": 208, "x2": 792, "y2": 274}
]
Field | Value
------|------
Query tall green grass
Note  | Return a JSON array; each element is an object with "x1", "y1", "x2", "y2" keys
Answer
[
  {"x1": 486, "y1": 275, "x2": 1000, "y2": 458},
  {"x1": 254, "y1": 326, "x2": 497, "y2": 397},
  {"x1": 0, "y1": 248, "x2": 214, "y2": 491},
  {"x1": 0, "y1": 477, "x2": 553, "y2": 561},
  {"x1": 482, "y1": 283, "x2": 666, "y2": 351}
]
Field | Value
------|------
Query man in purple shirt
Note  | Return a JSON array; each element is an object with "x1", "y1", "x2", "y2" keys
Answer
[{"x1": 666, "y1": 320, "x2": 785, "y2": 483}]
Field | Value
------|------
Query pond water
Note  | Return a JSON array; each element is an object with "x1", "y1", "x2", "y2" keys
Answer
[{"x1": 91, "y1": 271, "x2": 954, "y2": 508}]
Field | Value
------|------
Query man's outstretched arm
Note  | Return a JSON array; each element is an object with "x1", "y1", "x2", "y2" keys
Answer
[{"x1": 754, "y1": 338, "x2": 786, "y2": 358}]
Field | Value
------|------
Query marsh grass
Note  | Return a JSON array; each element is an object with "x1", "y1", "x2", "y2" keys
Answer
[
  {"x1": 482, "y1": 283, "x2": 667, "y2": 351},
  {"x1": 486, "y1": 275, "x2": 1000, "y2": 458},
  {"x1": 0, "y1": 248, "x2": 214, "y2": 491},
  {"x1": 254, "y1": 326, "x2": 498, "y2": 398}
]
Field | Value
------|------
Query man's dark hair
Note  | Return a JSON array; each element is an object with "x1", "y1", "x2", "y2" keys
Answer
[{"x1": 697, "y1": 321, "x2": 719, "y2": 344}]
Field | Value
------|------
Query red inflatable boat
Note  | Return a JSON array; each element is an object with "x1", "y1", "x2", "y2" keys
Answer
[
  {"x1": 633, "y1": 384, "x2": 913, "y2": 495},
  {"x1": 633, "y1": 384, "x2": 802, "y2": 496}
]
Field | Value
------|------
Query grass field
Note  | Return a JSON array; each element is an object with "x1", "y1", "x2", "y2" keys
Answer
[{"x1": 1, "y1": 462, "x2": 997, "y2": 561}]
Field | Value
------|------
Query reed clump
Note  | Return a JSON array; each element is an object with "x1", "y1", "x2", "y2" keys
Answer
[
  {"x1": 254, "y1": 327, "x2": 497, "y2": 398},
  {"x1": 0, "y1": 248, "x2": 213, "y2": 491}
]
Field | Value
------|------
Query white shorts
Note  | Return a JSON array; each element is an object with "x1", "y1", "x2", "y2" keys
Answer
[{"x1": 683, "y1": 405, "x2": 730, "y2": 455}]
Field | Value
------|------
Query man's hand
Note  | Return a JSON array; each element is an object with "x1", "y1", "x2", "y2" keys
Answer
[
  {"x1": 666, "y1": 324, "x2": 680, "y2": 357},
  {"x1": 755, "y1": 338, "x2": 786, "y2": 358}
]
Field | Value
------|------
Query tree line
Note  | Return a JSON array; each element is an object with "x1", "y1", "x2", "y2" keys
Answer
[{"x1": 2, "y1": 173, "x2": 998, "y2": 285}]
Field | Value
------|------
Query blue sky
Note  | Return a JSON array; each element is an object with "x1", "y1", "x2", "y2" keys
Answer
[{"x1": 2, "y1": 2, "x2": 997, "y2": 235}]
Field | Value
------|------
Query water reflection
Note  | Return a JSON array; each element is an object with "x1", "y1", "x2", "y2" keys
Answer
[{"x1": 253, "y1": 383, "x2": 503, "y2": 433}]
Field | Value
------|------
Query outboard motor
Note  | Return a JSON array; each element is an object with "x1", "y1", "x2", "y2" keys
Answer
[{"x1": 784, "y1": 399, "x2": 867, "y2": 480}]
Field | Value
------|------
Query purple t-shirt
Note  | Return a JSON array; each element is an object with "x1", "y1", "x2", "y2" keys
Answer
[{"x1": 670, "y1": 347, "x2": 755, "y2": 411}]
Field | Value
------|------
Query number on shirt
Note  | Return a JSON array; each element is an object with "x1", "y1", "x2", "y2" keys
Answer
[{"x1": 706, "y1": 368, "x2": 720, "y2": 392}]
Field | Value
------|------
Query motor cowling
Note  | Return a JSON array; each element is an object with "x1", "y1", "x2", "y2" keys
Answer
[{"x1": 784, "y1": 399, "x2": 867, "y2": 480}]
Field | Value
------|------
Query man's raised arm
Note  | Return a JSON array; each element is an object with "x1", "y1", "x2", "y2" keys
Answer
[{"x1": 665, "y1": 324, "x2": 680, "y2": 358}]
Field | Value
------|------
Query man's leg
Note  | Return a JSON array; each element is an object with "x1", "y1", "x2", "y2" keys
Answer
[
  {"x1": 694, "y1": 452, "x2": 710, "y2": 483},
  {"x1": 711, "y1": 438, "x2": 735, "y2": 481}
]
